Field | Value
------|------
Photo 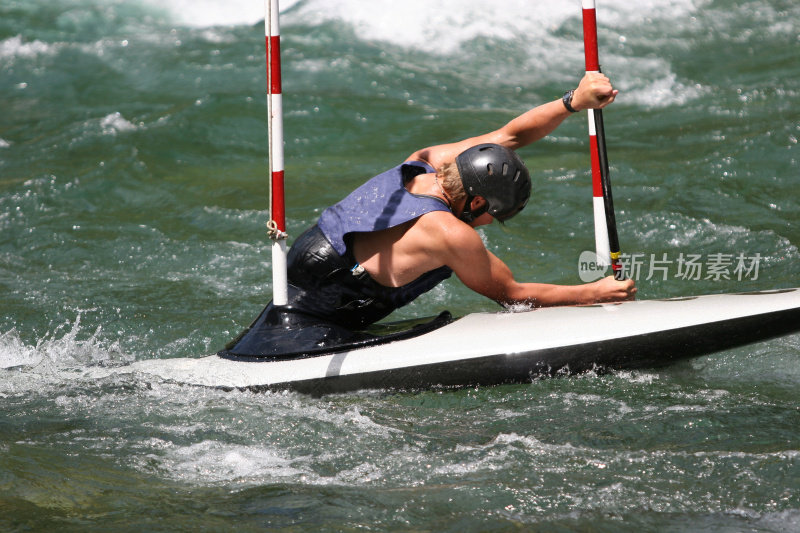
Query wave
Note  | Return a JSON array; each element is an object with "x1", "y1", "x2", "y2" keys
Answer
[
  {"x1": 136, "y1": 0, "x2": 712, "y2": 107},
  {"x1": 12, "y1": 0, "x2": 789, "y2": 110},
  {"x1": 142, "y1": 0, "x2": 302, "y2": 28},
  {"x1": 152, "y1": 0, "x2": 704, "y2": 49}
]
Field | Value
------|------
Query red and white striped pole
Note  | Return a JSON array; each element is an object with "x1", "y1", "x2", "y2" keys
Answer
[
  {"x1": 582, "y1": 0, "x2": 624, "y2": 280},
  {"x1": 265, "y1": 0, "x2": 288, "y2": 305}
]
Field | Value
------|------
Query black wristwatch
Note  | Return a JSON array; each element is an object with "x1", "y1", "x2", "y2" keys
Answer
[{"x1": 562, "y1": 89, "x2": 579, "y2": 113}]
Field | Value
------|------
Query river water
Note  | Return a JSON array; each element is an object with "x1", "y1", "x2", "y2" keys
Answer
[{"x1": 1, "y1": 0, "x2": 798, "y2": 530}]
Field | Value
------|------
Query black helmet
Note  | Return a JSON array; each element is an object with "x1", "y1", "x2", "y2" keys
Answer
[{"x1": 455, "y1": 143, "x2": 531, "y2": 223}]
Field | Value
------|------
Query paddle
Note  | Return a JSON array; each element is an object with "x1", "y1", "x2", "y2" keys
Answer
[
  {"x1": 581, "y1": 0, "x2": 625, "y2": 280},
  {"x1": 265, "y1": 0, "x2": 289, "y2": 304}
]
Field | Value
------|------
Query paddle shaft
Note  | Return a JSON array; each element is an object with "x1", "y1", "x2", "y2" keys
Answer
[{"x1": 582, "y1": 0, "x2": 624, "y2": 280}]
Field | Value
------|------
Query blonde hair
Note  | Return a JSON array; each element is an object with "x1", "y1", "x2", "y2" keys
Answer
[{"x1": 436, "y1": 162, "x2": 466, "y2": 205}]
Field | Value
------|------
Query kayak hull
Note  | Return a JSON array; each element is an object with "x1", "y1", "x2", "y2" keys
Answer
[{"x1": 133, "y1": 289, "x2": 800, "y2": 395}]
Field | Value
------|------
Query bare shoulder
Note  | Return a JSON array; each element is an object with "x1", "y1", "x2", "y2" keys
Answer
[
  {"x1": 406, "y1": 142, "x2": 468, "y2": 170},
  {"x1": 413, "y1": 211, "x2": 486, "y2": 254}
]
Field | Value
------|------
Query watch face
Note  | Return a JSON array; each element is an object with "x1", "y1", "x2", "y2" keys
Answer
[{"x1": 563, "y1": 90, "x2": 577, "y2": 112}]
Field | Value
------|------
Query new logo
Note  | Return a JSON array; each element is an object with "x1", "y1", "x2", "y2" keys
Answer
[{"x1": 578, "y1": 250, "x2": 608, "y2": 282}]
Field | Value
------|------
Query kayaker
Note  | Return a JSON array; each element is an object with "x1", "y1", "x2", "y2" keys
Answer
[{"x1": 284, "y1": 71, "x2": 636, "y2": 330}]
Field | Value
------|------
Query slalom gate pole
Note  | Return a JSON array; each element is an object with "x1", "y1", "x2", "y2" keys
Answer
[
  {"x1": 265, "y1": 0, "x2": 288, "y2": 304},
  {"x1": 581, "y1": 0, "x2": 624, "y2": 280}
]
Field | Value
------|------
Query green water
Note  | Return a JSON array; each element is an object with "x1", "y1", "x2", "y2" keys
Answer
[{"x1": 1, "y1": 0, "x2": 798, "y2": 530}]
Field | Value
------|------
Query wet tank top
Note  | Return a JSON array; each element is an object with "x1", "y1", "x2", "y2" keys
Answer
[
  {"x1": 311, "y1": 160, "x2": 454, "y2": 324},
  {"x1": 318, "y1": 161, "x2": 452, "y2": 256}
]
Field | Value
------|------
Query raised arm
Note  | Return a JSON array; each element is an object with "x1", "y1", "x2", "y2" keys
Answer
[{"x1": 408, "y1": 72, "x2": 618, "y2": 169}]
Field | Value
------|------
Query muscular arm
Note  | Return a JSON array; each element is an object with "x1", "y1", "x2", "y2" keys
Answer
[
  {"x1": 408, "y1": 72, "x2": 618, "y2": 168},
  {"x1": 459, "y1": 245, "x2": 634, "y2": 307},
  {"x1": 425, "y1": 213, "x2": 635, "y2": 307}
]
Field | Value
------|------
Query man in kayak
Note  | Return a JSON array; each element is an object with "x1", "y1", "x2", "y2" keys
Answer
[{"x1": 283, "y1": 71, "x2": 636, "y2": 331}]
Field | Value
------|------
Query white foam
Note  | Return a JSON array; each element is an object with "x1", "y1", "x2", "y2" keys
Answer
[
  {"x1": 148, "y1": 0, "x2": 303, "y2": 28},
  {"x1": 0, "y1": 35, "x2": 52, "y2": 63},
  {"x1": 161, "y1": 440, "x2": 306, "y2": 484},
  {"x1": 149, "y1": 0, "x2": 704, "y2": 47},
  {"x1": 286, "y1": 0, "x2": 573, "y2": 54},
  {"x1": 618, "y1": 67, "x2": 704, "y2": 108},
  {"x1": 100, "y1": 112, "x2": 138, "y2": 135},
  {"x1": 283, "y1": 0, "x2": 705, "y2": 54},
  {"x1": 134, "y1": 0, "x2": 710, "y2": 106}
]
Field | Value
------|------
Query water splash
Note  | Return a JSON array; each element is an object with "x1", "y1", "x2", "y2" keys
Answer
[{"x1": 0, "y1": 311, "x2": 133, "y2": 394}]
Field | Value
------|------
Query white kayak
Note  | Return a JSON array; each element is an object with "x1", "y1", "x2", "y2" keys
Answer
[{"x1": 133, "y1": 288, "x2": 800, "y2": 395}]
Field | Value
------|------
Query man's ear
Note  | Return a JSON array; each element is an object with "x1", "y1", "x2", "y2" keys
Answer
[{"x1": 471, "y1": 196, "x2": 488, "y2": 210}]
